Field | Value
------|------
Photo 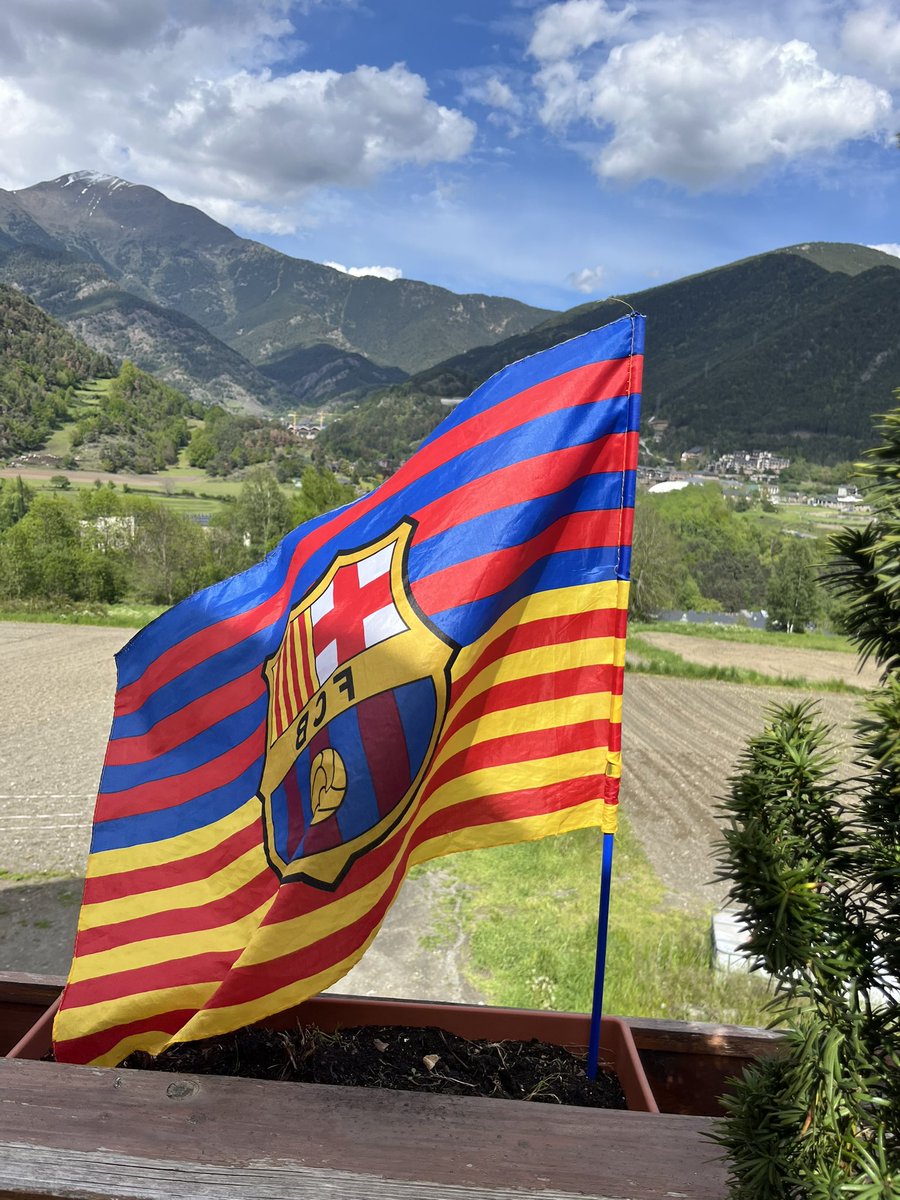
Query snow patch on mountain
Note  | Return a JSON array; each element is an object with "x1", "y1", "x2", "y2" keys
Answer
[{"x1": 58, "y1": 171, "x2": 134, "y2": 191}]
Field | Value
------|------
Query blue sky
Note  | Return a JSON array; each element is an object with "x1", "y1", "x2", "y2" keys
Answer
[{"x1": 0, "y1": 0, "x2": 897, "y2": 310}]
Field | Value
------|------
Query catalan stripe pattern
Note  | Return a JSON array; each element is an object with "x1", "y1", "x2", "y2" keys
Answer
[
  {"x1": 53, "y1": 314, "x2": 643, "y2": 1066},
  {"x1": 270, "y1": 612, "x2": 316, "y2": 742}
]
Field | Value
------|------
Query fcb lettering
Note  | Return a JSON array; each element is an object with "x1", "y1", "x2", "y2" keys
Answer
[{"x1": 53, "y1": 313, "x2": 643, "y2": 1066}]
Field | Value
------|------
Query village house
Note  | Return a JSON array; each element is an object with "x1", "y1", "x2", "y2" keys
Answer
[{"x1": 712, "y1": 450, "x2": 791, "y2": 476}]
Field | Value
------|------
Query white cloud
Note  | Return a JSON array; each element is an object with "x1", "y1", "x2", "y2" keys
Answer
[
  {"x1": 158, "y1": 64, "x2": 474, "y2": 188},
  {"x1": 325, "y1": 261, "x2": 403, "y2": 280},
  {"x1": 462, "y1": 74, "x2": 523, "y2": 115},
  {"x1": 869, "y1": 243, "x2": 900, "y2": 258},
  {"x1": 529, "y1": 0, "x2": 636, "y2": 63},
  {"x1": 842, "y1": 5, "x2": 900, "y2": 84},
  {"x1": 567, "y1": 264, "x2": 605, "y2": 292},
  {"x1": 199, "y1": 197, "x2": 299, "y2": 235},
  {"x1": 0, "y1": 80, "x2": 57, "y2": 165},
  {"x1": 535, "y1": 28, "x2": 893, "y2": 187},
  {"x1": 533, "y1": 59, "x2": 590, "y2": 129},
  {"x1": 0, "y1": 2, "x2": 475, "y2": 217},
  {"x1": 456, "y1": 69, "x2": 526, "y2": 137}
]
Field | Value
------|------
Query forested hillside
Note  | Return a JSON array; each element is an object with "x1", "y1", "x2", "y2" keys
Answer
[
  {"x1": 257, "y1": 343, "x2": 407, "y2": 406},
  {"x1": 0, "y1": 284, "x2": 114, "y2": 457},
  {"x1": 73, "y1": 360, "x2": 205, "y2": 474},
  {"x1": 323, "y1": 244, "x2": 900, "y2": 470},
  {"x1": 317, "y1": 390, "x2": 447, "y2": 473},
  {"x1": 0, "y1": 244, "x2": 286, "y2": 412}
]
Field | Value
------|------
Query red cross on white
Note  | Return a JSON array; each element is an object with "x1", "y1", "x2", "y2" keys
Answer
[{"x1": 309, "y1": 541, "x2": 408, "y2": 684}]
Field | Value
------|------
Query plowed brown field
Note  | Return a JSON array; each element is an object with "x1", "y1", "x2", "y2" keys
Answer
[
  {"x1": 621, "y1": 674, "x2": 861, "y2": 908},
  {"x1": 639, "y1": 631, "x2": 878, "y2": 689}
]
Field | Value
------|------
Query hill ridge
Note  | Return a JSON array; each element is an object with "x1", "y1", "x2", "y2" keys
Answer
[
  {"x1": 319, "y1": 244, "x2": 900, "y2": 470},
  {"x1": 10, "y1": 172, "x2": 554, "y2": 378}
]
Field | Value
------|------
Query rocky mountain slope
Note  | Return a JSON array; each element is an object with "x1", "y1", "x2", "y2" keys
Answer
[
  {"x1": 0, "y1": 243, "x2": 280, "y2": 413},
  {"x1": 8, "y1": 172, "x2": 553, "y2": 380}
]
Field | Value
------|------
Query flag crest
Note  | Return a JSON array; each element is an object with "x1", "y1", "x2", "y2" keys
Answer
[
  {"x1": 258, "y1": 518, "x2": 457, "y2": 889},
  {"x1": 53, "y1": 313, "x2": 644, "y2": 1066}
]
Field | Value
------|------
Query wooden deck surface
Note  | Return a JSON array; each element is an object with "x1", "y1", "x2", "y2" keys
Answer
[{"x1": 0, "y1": 1057, "x2": 726, "y2": 1200}]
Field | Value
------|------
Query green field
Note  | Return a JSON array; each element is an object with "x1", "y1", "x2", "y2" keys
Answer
[
  {"x1": 0, "y1": 601, "x2": 166, "y2": 628},
  {"x1": 432, "y1": 819, "x2": 773, "y2": 1026},
  {"x1": 756, "y1": 500, "x2": 870, "y2": 537},
  {"x1": 632, "y1": 620, "x2": 854, "y2": 654},
  {"x1": 42, "y1": 426, "x2": 75, "y2": 457},
  {"x1": 22, "y1": 465, "x2": 255, "y2": 519},
  {"x1": 42, "y1": 380, "x2": 112, "y2": 459}
]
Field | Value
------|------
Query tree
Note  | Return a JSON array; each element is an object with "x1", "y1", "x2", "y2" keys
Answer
[
  {"x1": 648, "y1": 482, "x2": 772, "y2": 610},
  {"x1": 231, "y1": 467, "x2": 293, "y2": 565},
  {"x1": 293, "y1": 466, "x2": 355, "y2": 526},
  {"x1": 0, "y1": 492, "x2": 107, "y2": 600},
  {"x1": 628, "y1": 493, "x2": 702, "y2": 617},
  {"x1": 187, "y1": 426, "x2": 216, "y2": 469},
  {"x1": 131, "y1": 506, "x2": 210, "y2": 606},
  {"x1": 766, "y1": 539, "x2": 820, "y2": 632},
  {"x1": 0, "y1": 476, "x2": 32, "y2": 531},
  {"x1": 714, "y1": 396, "x2": 900, "y2": 1198}
]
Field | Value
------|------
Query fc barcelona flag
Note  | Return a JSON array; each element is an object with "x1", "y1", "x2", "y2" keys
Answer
[{"x1": 53, "y1": 313, "x2": 644, "y2": 1066}]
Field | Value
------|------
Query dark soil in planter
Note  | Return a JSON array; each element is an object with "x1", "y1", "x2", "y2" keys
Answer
[{"x1": 119, "y1": 1024, "x2": 627, "y2": 1109}]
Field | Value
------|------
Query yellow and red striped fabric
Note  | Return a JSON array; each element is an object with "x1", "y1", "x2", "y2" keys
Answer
[{"x1": 53, "y1": 314, "x2": 643, "y2": 1065}]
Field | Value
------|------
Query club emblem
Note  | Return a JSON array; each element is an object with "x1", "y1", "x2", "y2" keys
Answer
[{"x1": 257, "y1": 518, "x2": 457, "y2": 889}]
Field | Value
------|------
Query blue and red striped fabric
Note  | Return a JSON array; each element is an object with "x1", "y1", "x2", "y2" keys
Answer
[{"x1": 53, "y1": 313, "x2": 644, "y2": 1065}]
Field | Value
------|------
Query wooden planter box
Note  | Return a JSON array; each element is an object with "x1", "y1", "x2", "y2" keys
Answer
[
  {"x1": 1, "y1": 972, "x2": 780, "y2": 1199},
  {"x1": 3, "y1": 973, "x2": 655, "y2": 1111}
]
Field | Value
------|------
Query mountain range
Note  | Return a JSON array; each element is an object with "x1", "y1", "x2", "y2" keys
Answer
[
  {"x1": 0, "y1": 171, "x2": 552, "y2": 411},
  {"x1": 392, "y1": 241, "x2": 900, "y2": 464},
  {"x1": 2, "y1": 171, "x2": 898, "y2": 464}
]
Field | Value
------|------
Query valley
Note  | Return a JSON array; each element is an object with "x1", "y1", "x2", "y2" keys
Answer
[
  {"x1": 0, "y1": 224, "x2": 893, "y2": 1028},
  {"x1": 2, "y1": 171, "x2": 899, "y2": 469},
  {"x1": 1, "y1": 172, "x2": 552, "y2": 413}
]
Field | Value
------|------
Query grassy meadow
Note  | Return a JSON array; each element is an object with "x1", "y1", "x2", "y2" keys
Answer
[
  {"x1": 0, "y1": 601, "x2": 166, "y2": 627},
  {"x1": 432, "y1": 820, "x2": 774, "y2": 1026}
]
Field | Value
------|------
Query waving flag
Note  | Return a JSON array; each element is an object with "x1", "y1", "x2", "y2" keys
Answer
[{"x1": 53, "y1": 313, "x2": 644, "y2": 1066}]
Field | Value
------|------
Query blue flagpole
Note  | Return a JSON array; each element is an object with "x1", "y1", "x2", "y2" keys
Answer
[{"x1": 586, "y1": 825, "x2": 616, "y2": 1080}]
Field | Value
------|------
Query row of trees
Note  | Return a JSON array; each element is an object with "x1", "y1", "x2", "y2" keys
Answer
[
  {"x1": 0, "y1": 466, "x2": 354, "y2": 608},
  {"x1": 0, "y1": 470, "x2": 827, "y2": 628}
]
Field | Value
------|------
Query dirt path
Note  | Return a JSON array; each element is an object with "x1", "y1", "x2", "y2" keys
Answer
[
  {"x1": 639, "y1": 631, "x2": 878, "y2": 689},
  {"x1": 0, "y1": 622, "x2": 126, "y2": 874}
]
